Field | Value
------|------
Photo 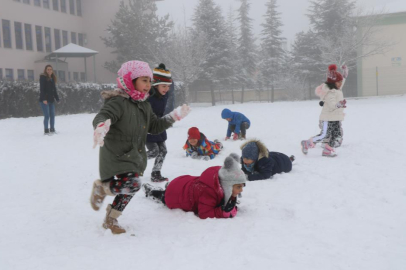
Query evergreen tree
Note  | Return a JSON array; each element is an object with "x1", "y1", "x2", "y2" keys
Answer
[
  {"x1": 225, "y1": 6, "x2": 240, "y2": 103},
  {"x1": 259, "y1": 0, "x2": 286, "y2": 102},
  {"x1": 101, "y1": 0, "x2": 173, "y2": 73}
]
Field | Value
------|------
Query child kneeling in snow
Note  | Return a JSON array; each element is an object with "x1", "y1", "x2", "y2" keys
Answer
[
  {"x1": 183, "y1": 127, "x2": 223, "y2": 161},
  {"x1": 241, "y1": 140, "x2": 294, "y2": 181},
  {"x1": 221, "y1": 108, "x2": 250, "y2": 140},
  {"x1": 143, "y1": 154, "x2": 246, "y2": 219}
]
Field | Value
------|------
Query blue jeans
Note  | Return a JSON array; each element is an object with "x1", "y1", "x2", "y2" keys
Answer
[{"x1": 39, "y1": 102, "x2": 55, "y2": 130}]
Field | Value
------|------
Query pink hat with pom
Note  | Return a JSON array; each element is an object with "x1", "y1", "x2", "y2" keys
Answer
[
  {"x1": 116, "y1": 61, "x2": 153, "y2": 101},
  {"x1": 326, "y1": 64, "x2": 343, "y2": 84}
]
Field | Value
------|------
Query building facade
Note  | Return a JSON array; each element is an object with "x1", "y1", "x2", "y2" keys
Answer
[{"x1": 0, "y1": 0, "x2": 162, "y2": 83}]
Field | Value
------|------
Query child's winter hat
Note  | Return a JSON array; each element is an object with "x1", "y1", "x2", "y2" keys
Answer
[
  {"x1": 153, "y1": 63, "x2": 172, "y2": 86},
  {"x1": 218, "y1": 153, "x2": 247, "y2": 206},
  {"x1": 116, "y1": 60, "x2": 153, "y2": 101},
  {"x1": 241, "y1": 141, "x2": 259, "y2": 161},
  {"x1": 326, "y1": 64, "x2": 343, "y2": 84},
  {"x1": 221, "y1": 108, "x2": 233, "y2": 119},
  {"x1": 188, "y1": 127, "x2": 201, "y2": 140}
]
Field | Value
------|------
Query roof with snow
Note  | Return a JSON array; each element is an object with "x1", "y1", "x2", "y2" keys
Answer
[{"x1": 46, "y1": 43, "x2": 98, "y2": 58}]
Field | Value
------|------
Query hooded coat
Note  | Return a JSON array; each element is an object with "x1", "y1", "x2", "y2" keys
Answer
[
  {"x1": 316, "y1": 79, "x2": 346, "y2": 121},
  {"x1": 164, "y1": 166, "x2": 231, "y2": 219},
  {"x1": 240, "y1": 140, "x2": 292, "y2": 181},
  {"x1": 221, "y1": 109, "x2": 250, "y2": 137},
  {"x1": 93, "y1": 89, "x2": 174, "y2": 180}
]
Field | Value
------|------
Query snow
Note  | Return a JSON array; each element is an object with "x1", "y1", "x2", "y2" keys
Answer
[
  {"x1": 1, "y1": 95, "x2": 405, "y2": 270},
  {"x1": 52, "y1": 43, "x2": 98, "y2": 54}
]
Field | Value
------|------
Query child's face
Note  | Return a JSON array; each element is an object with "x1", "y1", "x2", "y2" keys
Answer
[
  {"x1": 188, "y1": 138, "x2": 198, "y2": 146},
  {"x1": 232, "y1": 183, "x2": 245, "y2": 197},
  {"x1": 156, "y1": 84, "x2": 170, "y2": 95},
  {"x1": 335, "y1": 81, "x2": 343, "y2": 89},
  {"x1": 243, "y1": 158, "x2": 255, "y2": 165},
  {"x1": 225, "y1": 118, "x2": 232, "y2": 122},
  {"x1": 133, "y1": 76, "x2": 151, "y2": 94}
]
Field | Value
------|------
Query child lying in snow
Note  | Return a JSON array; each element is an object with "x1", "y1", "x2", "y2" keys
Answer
[{"x1": 183, "y1": 127, "x2": 222, "y2": 161}]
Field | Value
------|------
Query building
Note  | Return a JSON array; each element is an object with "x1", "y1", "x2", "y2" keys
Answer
[
  {"x1": 0, "y1": 0, "x2": 162, "y2": 83},
  {"x1": 357, "y1": 9, "x2": 406, "y2": 96}
]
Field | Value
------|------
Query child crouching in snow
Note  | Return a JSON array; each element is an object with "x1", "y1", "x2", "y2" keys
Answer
[
  {"x1": 90, "y1": 60, "x2": 191, "y2": 234},
  {"x1": 301, "y1": 64, "x2": 348, "y2": 157},
  {"x1": 183, "y1": 127, "x2": 223, "y2": 161},
  {"x1": 241, "y1": 140, "x2": 294, "y2": 181},
  {"x1": 221, "y1": 108, "x2": 250, "y2": 140},
  {"x1": 143, "y1": 153, "x2": 246, "y2": 219}
]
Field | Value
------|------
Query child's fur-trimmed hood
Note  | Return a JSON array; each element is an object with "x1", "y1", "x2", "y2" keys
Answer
[{"x1": 100, "y1": 88, "x2": 130, "y2": 100}]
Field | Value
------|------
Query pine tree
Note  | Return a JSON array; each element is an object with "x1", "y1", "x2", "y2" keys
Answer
[
  {"x1": 260, "y1": 0, "x2": 286, "y2": 102},
  {"x1": 101, "y1": 0, "x2": 173, "y2": 73},
  {"x1": 225, "y1": 6, "x2": 239, "y2": 103}
]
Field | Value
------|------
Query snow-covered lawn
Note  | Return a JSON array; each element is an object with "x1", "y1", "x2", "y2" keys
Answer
[{"x1": 1, "y1": 95, "x2": 405, "y2": 270}]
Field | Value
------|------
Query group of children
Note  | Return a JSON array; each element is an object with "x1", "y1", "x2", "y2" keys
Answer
[{"x1": 89, "y1": 59, "x2": 347, "y2": 234}]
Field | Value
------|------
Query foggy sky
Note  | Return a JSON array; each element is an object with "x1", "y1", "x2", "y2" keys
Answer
[{"x1": 156, "y1": 0, "x2": 404, "y2": 46}]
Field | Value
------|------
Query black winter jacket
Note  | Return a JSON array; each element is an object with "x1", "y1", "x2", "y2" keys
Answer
[{"x1": 39, "y1": 74, "x2": 59, "y2": 103}]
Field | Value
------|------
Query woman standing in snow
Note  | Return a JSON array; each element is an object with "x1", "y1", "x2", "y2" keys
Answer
[
  {"x1": 301, "y1": 64, "x2": 348, "y2": 157},
  {"x1": 90, "y1": 60, "x2": 191, "y2": 234},
  {"x1": 39, "y1": 65, "x2": 59, "y2": 135},
  {"x1": 143, "y1": 153, "x2": 246, "y2": 219}
]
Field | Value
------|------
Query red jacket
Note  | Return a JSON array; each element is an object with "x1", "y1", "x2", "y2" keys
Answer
[{"x1": 165, "y1": 166, "x2": 230, "y2": 219}]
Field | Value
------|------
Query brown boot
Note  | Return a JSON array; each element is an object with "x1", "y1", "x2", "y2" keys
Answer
[
  {"x1": 103, "y1": 204, "x2": 126, "y2": 234},
  {"x1": 90, "y1": 180, "x2": 114, "y2": 211}
]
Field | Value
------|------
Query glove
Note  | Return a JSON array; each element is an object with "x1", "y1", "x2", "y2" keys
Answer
[
  {"x1": 190, "y1": 152, "x2": 199, "y2": 159},
  {"x1": 93, "y1": 119, "x2": 111, "y2": 148},
  {"x1": 225, "y1": 136, "x2": 230, "y2": 141},
  {"x1": 201, "y1": 156, "x2": 210, "y2": 161},
  {"x1": 232, "y1": 133, "x2": 239, "y2": 140},
  {"x1": 336, "y1": 99, "x2": 347, "y2": 108},
  {"x1": 341, "y1": 65, "x2": 349, "y2": 79},
  {"x1": 222, "y1": 196, "x2": 238, "y2": 218},
  {"x1": 169, "y1": 104, "x2": 191, "y2": 121}
]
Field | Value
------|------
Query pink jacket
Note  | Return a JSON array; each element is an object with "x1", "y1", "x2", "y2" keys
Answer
[{"x1": 165, "y1": 166, "x2": 233, "y2": 219}]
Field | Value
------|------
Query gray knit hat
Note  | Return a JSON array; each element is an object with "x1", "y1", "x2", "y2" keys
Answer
[{"x1": 218, "y1": 153, "x2": 247, "y2": 206}]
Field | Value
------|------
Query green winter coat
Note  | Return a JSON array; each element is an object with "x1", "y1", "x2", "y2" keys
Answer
[{"x1": 93, "y1": 89, "x2": 174, "y2": 180}]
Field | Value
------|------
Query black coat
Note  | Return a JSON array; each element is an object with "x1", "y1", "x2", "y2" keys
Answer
[
  {"x1": 147, "y1": 88, "x2": 169, "y2": 143},
  {"x1": 241, "y1": 151, "x2": 292, "y2": 181},
  {"x1": 39, "y1": 74, "x2": 59, "y2": 103}
]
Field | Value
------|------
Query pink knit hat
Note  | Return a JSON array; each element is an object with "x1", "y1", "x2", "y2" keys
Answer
[{"x1": 116, "y1": 60, "x2": 153, "y2": 101}]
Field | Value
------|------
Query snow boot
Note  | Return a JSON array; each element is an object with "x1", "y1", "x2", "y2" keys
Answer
[
  {"x1": 50, "y1": 128, "x2": 57, "y2": 134},
  {"x1": 90, "y1": 179, "x2": 114, "y2": 211},
  {"x1": 143, "y1": 183, "x2": 165, "y2": 204},
  {"x1": 44, "y1": 128, "x2": 50, "y2": 135},
  {"x1": 103, "y1": 204, "x2": 126, "y2": 234},
  {"x1": 322, "y1": 144, "x2": 337, "y2": 157},
  {"x1": 301, "y1": 139, "x2": 314, "y2": 155},
  {"x1": 151, "y1": 171, "x2": 168, "y2": 182}
]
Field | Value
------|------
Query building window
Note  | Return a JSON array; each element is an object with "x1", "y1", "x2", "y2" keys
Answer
[
  {"x1": 54, "y1": 29, "x2": 61, "y2": 49},
  {"x1": 24, "y1": 24, "x2": 33, "y2": 50},
  {"x1": 18, "y1": 69, "x2": 25, "y2": 80},
  {"x1": 34, "y1": 0, "x2": 41, "y2": 6},
  {"x1": 68, "y1": 71, "x2": 70, "y2": 81},
  {"x1": 62, "y1": 30, "x2": 68, "y2": 46},
  {"x1": 78, "y1": 33, "x2": 83, "y2": 46},
  {"x1": 15, "y1": 22, "x2": 24, "y2": 49},
  {"x1": 80, "y1": 72, "x2": 85, "y2": 82},
  {"x1": 2, "y1": 20, "x2": 12, "y2": 48},
  {"x1": 52, "y1": 0, "x2": 59, "y2": 11},
  {"x1": 76, "y1": 0, "x2": 82, "y2": 16},
  {"x1": 0, "y1": 69, "x2": 3, "y2": 80},
  {"x1": 35, "y1": 25, "x2": 43, "y2": 51},
  {"x1": 23, "y1": 0, "x2": 31, "y2": 4},
  {"x1": 73, "y1": 72, "x2": 78, "y2": 81},
  {"x1": 58, "y1": 70, "x2": 66, "y2": 82},
  {"x1": 71, "y1": 32, "x2": 76, "y2": 44},
  {"x1": 45, "y1": 27, "x2": 52, "y2": 52},
  {"x1": 27, "y1": 70, "x2": 34, "y2": 81},
  {"x1": 43, "y1": 0, "x2": 50, "y2": 8},
  {"x1": 5, "y1": 69, "x2": 14, "y2": 80},
  {"x1": 60, "y1": 0, "x2": 66, "y2": 12},
  {"x1": 69, "y1": 0, "x2": 75, "y2": 15}
]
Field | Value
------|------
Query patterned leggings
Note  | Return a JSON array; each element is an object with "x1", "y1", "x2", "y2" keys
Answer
[
  {"x1": 146, "y1": 142, "x2": 167, "y2": 172},
  {"x1": 102, "y1": 172, "x2": 141, "y2": 212},
  {"x1": 313, "y1": 121, "x2": 342, "y2": 147}
]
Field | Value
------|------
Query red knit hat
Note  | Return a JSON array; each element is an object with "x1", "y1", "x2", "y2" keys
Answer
[
  {"x1": 188, "y1": 127, "x2": 200, "y2": 140},
  {"x1": 327, "y1": 64, "x2": 343, "y2": 84}
]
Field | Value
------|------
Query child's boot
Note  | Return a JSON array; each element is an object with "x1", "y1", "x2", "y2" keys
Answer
[
  {"x1": 103, "y1": 204, "x2": 126, "y2": 234},
  {"x1": 322, "y1": 144, "x2": 337, "y2": 157},
  {"x1": 301, "y1": 139, "x2": 314, "y2": 154},
  {"x1": 151, "y1": 171, "x2": 168, "y2": 182},
  {"x1": 143, "y1": 184, "x2": 165, "y2": 203},
  {"x1": 90, "y1": 179, "x2": 114, "y2": 211}
]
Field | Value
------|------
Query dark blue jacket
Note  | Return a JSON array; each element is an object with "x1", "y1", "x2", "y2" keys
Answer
[
  {"x1": 241, "y1": 152, "x2": 292, "y2": 181},
  {"x1": 147, "y1": 88, "x2": 169, "y2": 143},
  {"x1": 164, "y1": 81, "x2": 175, "y2": 115},
  {"x1": 222, "y1": 109, "x2": 250, "y2": 137}
]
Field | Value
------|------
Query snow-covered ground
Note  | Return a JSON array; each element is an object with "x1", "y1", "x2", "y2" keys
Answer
[{"x1": 1, "y1": 95, "x2": 405, "y2": 270}]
